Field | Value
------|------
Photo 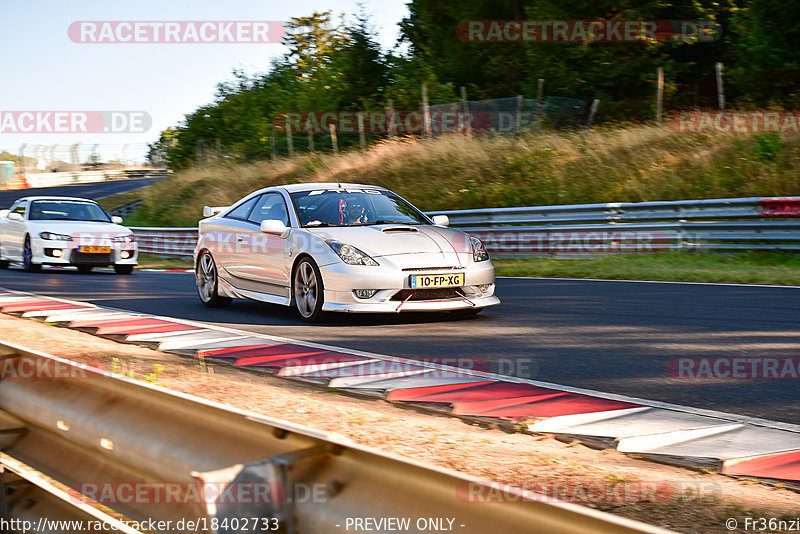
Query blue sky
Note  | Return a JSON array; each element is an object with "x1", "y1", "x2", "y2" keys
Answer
[{"x1": 1, "y1": 0, "x2": 409, "y2": 162}]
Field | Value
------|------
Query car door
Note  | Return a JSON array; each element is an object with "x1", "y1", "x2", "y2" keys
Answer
[
  {"x1": 238, "y1": 192, "x2": 292, "y2": 296},
  {"x1": 3, "y1": 200, "x2": 28, "y2": 260},
  {"x1": 211, "y1": 195, "x2": 260, "y2": 282}
]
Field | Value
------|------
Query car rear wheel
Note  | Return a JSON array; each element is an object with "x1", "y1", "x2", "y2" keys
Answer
[
  {"x1": 114, "y1": 264, "x2": 134, "y2": 275},
  {"x1": 196, "y1": 251, "x2": 232, "y2": 308},
  {"x1": 22, "y1": 236, "x2": 41, "y2": 273},
  {"x1": 293, "y1": 258, "x2": 324, "y2": 322}
]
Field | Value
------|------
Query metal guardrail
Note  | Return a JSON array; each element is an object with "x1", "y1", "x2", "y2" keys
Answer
[
  {"x1": 130, "y1": 196, "x2": 800, "y2": 258},
  {"x1": 0, "y1": 340, "x2": 668, "y2": 533},
  {"x1": 13, "y1": 169, "x2": 168, "y2": 190}
]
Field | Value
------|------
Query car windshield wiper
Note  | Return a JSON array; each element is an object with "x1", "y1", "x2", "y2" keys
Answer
[{"x1": 303, "y1": 222, "x2": 338, "y2": 227}]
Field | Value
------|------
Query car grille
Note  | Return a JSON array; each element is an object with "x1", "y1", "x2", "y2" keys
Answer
[
  {"x1": 401, "y1": 266, "x2": 461, "y2": 272},
  {"x1": 391, "y1": 288, "x2": 462, "y2": 301},
  {"x1": 70, "y1": 252, "x2": 112, "y2": 264}
]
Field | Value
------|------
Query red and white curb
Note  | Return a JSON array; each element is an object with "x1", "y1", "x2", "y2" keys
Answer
[{"x1": 1, "y1": 286, "x2": 799, "y2": 487}]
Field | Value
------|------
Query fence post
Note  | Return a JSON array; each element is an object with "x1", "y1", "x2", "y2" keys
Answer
[
  {"x1": 715, "y1": 62, "x2": 726, "y2": 113},
  {"x1": 307, "y1": 128, "x2": 314, "y2": 151},
  {"x1": 357, "y1": 112, "x2": 366, "y2": 148},
  {"x1": 514, "y1": 94, "x2": 524, "y2": 135},
  {"x1": 536, "y1": 79, "x2": 545, "y2": 133},
  {"x1": 271, "y1": 129, "x2": 277, "y2": 161},
  {"x1": 386, "y1": 99, "x2": 397, "y2": 137},
  {"x1": 421, "y1": 83, "x2": 432, "y2": 138},
  {"x1": 656, "y1": 67, "x2": 664, "y2": 125},
  {"x1": 286, "y1": 124, "x2": 294, "y2": 157},
  {"x1": 585, "y1": 99, "x2": 600, "y2": 129},
  {"x1": 329, "y1": 124, "x2": 338, "y2": 154},
  {"x1": 460, "y1": 86, "x2": 472, "y2": 135}
]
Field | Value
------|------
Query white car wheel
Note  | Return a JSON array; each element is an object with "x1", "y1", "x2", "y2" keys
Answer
[{"x1": 293, "y1": 259, "x2": 324, "y2": 322}]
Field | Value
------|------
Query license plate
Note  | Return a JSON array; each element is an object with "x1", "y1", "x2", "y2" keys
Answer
[
  {"x1": 410, "y1": 272, "x2": 465, "y2": 289},
  {"x1": 79, "y1": 246, "x2": 110, "y2": 253}
]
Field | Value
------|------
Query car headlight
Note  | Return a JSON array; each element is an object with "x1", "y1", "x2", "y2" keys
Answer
[
  {"x1": 326, "y1": 240, "x2": 379, "y2": 266},
  {"x1": 39, "y1": 232, "x2": 72, "y2": 241},
  {"x1": 113, "y1": 234, "x2": 135, "y2": 243},
  {"x1": 470, "y1": 235, "x2": 489, "y2": 262}
]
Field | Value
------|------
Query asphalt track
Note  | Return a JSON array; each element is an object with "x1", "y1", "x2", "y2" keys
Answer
[
  {"x1": 1, "y1": 268, "x2": 798, "y2": 424},
  {"x1": 0, "y1": 177, "x2": 159, "y2": 208}
]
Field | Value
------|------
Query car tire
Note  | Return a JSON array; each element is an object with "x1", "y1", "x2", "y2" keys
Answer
[
  {"x1": 114, "y1": 264, "x2": 134, "y2": 275},
  {"x1": 293, "y1": 258, "x2": 324, "y2": 322},
  {"x1": 450, "y1": 308, "x2": 482, "y2": 319},
  {"x1": 196, "y1": 250, "x2": 232, "y2": 308},
  {"x1": 22, "y1": 236, "x2": 41, "y2": 273},
  {"x1": 77, "y1": 265, "x2": 93, "y2": 274}
]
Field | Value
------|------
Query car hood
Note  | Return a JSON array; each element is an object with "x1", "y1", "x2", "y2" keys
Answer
[
  {"x1": 308, "y1": 224, "x2": 472, "y2": 258},
  {"x1": 27, "y1": 220, "x2": 131, "y2": 238}
]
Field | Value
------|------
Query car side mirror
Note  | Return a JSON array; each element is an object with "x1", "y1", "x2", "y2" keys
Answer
[
  {"x1": 203, "y1": 206, "x2": 228, "y2": 217},
  {"x1": 7, "y1": 212, "x2": 23, "y2": 222},
  {"x1": 260, "y1": 219, "x2": 289, "y2": 238},
  {"x1": 111, "y1": 216, "x2": 123, "y2": 224},
  {"x1": 432, "y1": 215, "x2": 449, "y2": 227}
]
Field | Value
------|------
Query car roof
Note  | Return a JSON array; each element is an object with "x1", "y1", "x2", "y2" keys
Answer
[
  {"x1": 271, "y1": 183, "x2": 388, "y2": 194},
  {"x1": 14, "y1": 196, "x2": 98, "y2": 203}
]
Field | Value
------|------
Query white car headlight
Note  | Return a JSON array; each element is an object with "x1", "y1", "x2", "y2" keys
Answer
[
  {"x1": 326, "y1": 240, "x2": 379, "y2": 266},
  {"x1": 39, "y1": 232, "x2": 72, "y2": 241},
  {"x1": 113, "y1": 234, "x2": 135, "y2": 243},
  {"x1": 469, "y1": 235, "x2": 489, "y2": 262}
]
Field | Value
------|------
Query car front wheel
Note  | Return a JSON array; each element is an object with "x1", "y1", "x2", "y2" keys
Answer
[
  {"x1": 22, "y1": 236, "x2": 41, "y2": 273},
  {"x1": 196, "y1": 251, "x2": 232, "y2": 308},
  {"x1": 114, "y1": 264, "x2": 134, "y2": 275},
  {"x1": 293, "y1": 258, "x2": 324, "y2": 322}
]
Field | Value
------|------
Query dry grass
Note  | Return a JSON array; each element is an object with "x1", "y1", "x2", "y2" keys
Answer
[{"x1": 130, "y1": 126, "x2": 800, "y2": 226}]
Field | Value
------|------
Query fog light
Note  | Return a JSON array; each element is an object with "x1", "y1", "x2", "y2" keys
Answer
[
  {"x1": 478, "y1": 284, "x2": 490, "y2": 293},
  {"x1": 51, "y1": 249, "x2": 63, "y2": 258},
  {"x1": 120, "y1": 250, "x2": 131, "y2": 259},
  {"x1": 353, "y1": 289, "x2": 378, "y2": 299}
]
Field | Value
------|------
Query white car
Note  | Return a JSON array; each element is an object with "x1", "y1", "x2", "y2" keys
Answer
[
  {"x1": 194, "y1": 183, "x2": 500, "y2": 321},
  {"x1": 0, "y1": 196, "x2": 138, "y2": 274}
]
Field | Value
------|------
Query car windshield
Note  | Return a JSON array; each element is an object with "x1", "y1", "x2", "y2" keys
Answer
[
  {"x1": 290, "y1": 189, "x2": 431, "y2": 227},
  {"x1": 28, "y1": 200, "x2": 111, "y2": 222}
]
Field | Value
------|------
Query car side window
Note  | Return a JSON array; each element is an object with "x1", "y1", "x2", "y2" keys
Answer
[
  {"x1": 224, "y1": 196, "x2": 259, "y2": 221},
  {"x1": 247, "y1": 193, "x2": 289, "y2": 226},
  {"x1": 11, "y1": 201, "x2": 27, "y2": 217}
]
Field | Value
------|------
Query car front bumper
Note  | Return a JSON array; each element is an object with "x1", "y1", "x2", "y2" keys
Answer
[
  {"x1": 318, "y1": 258, "x2": 500, "y2": 313},
  {"x1": 31, "y1": 238, "x2": 138, "y2": 266}
]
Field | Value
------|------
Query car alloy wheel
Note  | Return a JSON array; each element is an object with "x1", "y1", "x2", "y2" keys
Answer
[
  {"x1": 22, "y1": 236, "x2": 41, "y2": 273},
  {"x1": 293, "y1": 259, "x2": 324, "y2": 321},
  {"x1": 196, "y1": 251, "x2": 232, "y2": 308}
]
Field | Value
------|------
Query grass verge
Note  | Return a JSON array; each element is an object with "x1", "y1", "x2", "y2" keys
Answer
[
  {"x1": 494, "y1": 251, "x2": 800, "y2": 286},
  {"x1": 130, "y1": 126, "x2": 800, "y2": 227},
  {"x1": 135, "y1": 253, "x2": 193, "y2": 270}
]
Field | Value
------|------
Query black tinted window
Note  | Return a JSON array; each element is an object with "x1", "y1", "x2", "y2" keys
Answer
[{"x1": 225, "y1": 196, "x2": 258, "y2": 220}]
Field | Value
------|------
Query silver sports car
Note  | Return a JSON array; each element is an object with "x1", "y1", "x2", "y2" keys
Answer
[{"x1": 194, "y1": 183, "x2": 499, "y2": 321}]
